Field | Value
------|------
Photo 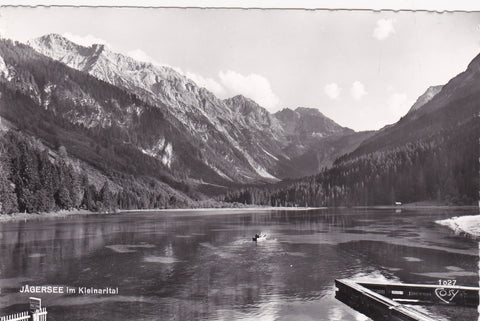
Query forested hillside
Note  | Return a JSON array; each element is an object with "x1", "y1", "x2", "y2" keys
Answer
[
  {"x1": 0, "y1": 130, "x2": 194, "y2": 214},
  {"x1": 223, "y1": 115, "x2": 478, "y2": 206},
  {"x1": 0, "y1": 38, "x2": 206, "y2": 213},
  {"x1": 223, "y1": 53, "x2": 480, "y2": 207},
  {"x1": 30, "y1": 34, "x2": 368, "y2": 182},
  {"x1": 1, "y1": 35, "x2": 478, "y2": 213}
]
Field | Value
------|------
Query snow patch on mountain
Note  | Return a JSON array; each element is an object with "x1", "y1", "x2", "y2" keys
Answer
[
  {"x1": 42, "y1": 82, "x2": 56, "y2": 109},
  {"x1": 204, "y1": 160, "x2": 233, "y2": 181},
  {"x1": 241, "y1": 151, "x2": 278, "y2": 181},
  {"x1": 0, "y1": 116, "x2": 13, "y2": 131},
  {"x1": 141, "y1": 148, "x2": 156, "y2": 158},
  {"x1": 0, "y1": 56, "x2": 10, "y2": 80},
  {"x1": 125, "y1": 104, "x2": 142, "y2": 116},
  {"x1": 252, "y1": 164, "x2": 278, "y2": 180},
  {"x1": 262, "y1": 148, "x2": 279, "y2": 161},
  {"x1": 162, "y1": 142, "x2": 173, "y2": 168},
  {"x1": 140, "y1": 138, "x2": 173, "y2": 168}
]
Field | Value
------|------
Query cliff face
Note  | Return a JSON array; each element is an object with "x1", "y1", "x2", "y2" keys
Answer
[
  {"x1": 28, "y1": 34, "x2": 360, "y2": 181},
  {"x1": 29, "y1": 34, "x2": 285, "y2": 182}
]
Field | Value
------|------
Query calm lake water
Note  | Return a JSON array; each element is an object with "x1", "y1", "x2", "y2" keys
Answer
[{"x1": 0, "y1": 208, "x2": 478, "y2": 320}]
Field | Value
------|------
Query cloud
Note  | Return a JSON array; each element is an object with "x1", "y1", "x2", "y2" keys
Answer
[
  {"x1": 62, "y1": 32, "x2": 109, "y2": 47},
  {"x1": 324, "y1": 83, "x2": 341, "y2": 100},
  {"x1": 186, "y1": 72, "x2": 226, "y2": 97},
  {"x1": 351, "y1": 81, "x2": 367, "y2": 100},
  {"x1": 218, "y1": 70, "x2": 280, "y2": 110},
  {"x1": 382, "y1": 92, "x2": 414, "y2": 125},
  {"x1": 127, "y1": 49, "x2": 161, "y2": 66},
  {"x1": 126, "y1": 48, "x2": 185, "y2": 74},
  {"x1": 373, "y1": 19, "x2": 396, "y2": 40}
]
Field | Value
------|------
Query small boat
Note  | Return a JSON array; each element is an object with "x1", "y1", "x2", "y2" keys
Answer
[{"x1": 252, "y1": 234, "x2": 267, "y2": 242}]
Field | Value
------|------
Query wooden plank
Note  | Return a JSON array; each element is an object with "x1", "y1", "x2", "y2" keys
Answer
[
  {"x1": 358, "y1": 280, "x2": 479, "y2": 291},
  {"x1": 358, "y1": 281, "x2": 480, "y2": 307},
  {"x1": 335, "y1": 279, "x2": 438, "y2": 321}
]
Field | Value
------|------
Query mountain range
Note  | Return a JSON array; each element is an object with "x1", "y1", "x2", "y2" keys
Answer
[
  {"x1": 27, "y1": 34, "x2": 369, "y2": 185},
  {"x1": 0, "y1": 33, "x2": 477, "y2": 213},
  {"x1": 225, "y1": 53, "x2": 479, "y2": 206}
]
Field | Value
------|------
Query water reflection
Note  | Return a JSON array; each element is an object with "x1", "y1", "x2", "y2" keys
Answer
[{"x1": 0, "y1": 208, "x2": 478, "y2": 320}]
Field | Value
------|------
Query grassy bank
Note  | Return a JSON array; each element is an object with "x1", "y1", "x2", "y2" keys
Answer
[{"x1": 0, "y1": 209, "x2": 94, "y2": 223}]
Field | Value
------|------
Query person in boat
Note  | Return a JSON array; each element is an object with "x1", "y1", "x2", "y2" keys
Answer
[{"x1": 253, "y1": 233, "x2": 260, "y2": 241}]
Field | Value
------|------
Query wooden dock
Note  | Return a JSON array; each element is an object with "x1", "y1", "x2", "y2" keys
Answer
[
  {"x1": 356, "y1": 280, "x2": 479, "y2": 307},
  {"x1": 335, "y1": 279, "x2": 480, "y2": 321}
]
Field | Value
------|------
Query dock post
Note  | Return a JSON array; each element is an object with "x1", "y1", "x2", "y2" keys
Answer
[{"x1": 28, "y1": 298, "x2": 46, "y2": 321}]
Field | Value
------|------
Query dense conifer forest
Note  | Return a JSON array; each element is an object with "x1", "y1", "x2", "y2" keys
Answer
[
  {"x1": 223, "y1": 116, "x2": 479, "y2": 207},
  {"x1": 0, "y1": 130, "x2": 197, "y2": 214}
]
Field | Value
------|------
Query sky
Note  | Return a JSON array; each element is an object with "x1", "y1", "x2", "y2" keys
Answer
[{"x1": 0, "y1": 6, "x2": 479, "y2": 130}]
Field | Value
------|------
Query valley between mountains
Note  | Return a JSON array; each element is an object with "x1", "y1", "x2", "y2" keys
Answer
[{"x1": 0, "y1": 34, "x2": 477, "y2": 213}]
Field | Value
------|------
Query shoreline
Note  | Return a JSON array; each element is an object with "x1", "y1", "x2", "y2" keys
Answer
[
  {"x1": 0, "y1": 206, "x2": 324, "y2": 223},
  {"x1": 0, "y1": 209, "x2": 95, "y2": 223},
  {"x1": 0, "y1": 205, "x2": 477, "y2": 224},
  {"x1": 120, "y1": 206, "x2": 325, "y2": 213},
  {"x1": 353, "y1": 203, "x2": 478, "y2": 210}
]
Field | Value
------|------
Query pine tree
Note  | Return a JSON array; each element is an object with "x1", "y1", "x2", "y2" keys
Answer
[
  {"x1": 0, "y1": 149, "x2": 18, "y2": 214},
  {"x1": 99, "y1": 181, "x2": 115, "y2": 211}
]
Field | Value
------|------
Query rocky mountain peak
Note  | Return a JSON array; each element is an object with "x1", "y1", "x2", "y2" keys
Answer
[
  {"x1": 274, "y1": 107, "x2": 299, "y2": 120},
  {"x1": 407, "y1": 85, "x2": 443, "y2": 114},
  {"x1": 24, "y1": 33, "x2": 366, "y2": 182},
  {"x1": 294, "y1": 106, "x2": 325, "y2": 116},
  {"x1": 29, "y1": 34, "x2": 102, "y2": 71},
  {"x1": 226, "y1": 94, "x2": 256, "y2": 105},
  {"x1": 223, "y1": 95, "x2": 285, "y2": 138},
  {"x1": 28, "y1": 34, "x2": 198, "y2": 102},
  {"x1": 34, "y1": 33, "x2": 77, "y2": 47},
  {"x1": 224, "y1": 95, "x2": 266, "y2": 115},
  {"x1": 275, "y1": 106, "x2": 349, "y2": 137}
]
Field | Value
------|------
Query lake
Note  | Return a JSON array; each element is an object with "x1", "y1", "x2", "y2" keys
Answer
[{"x1": 0, "y1": 208, "x2": 478, "y2": 320}]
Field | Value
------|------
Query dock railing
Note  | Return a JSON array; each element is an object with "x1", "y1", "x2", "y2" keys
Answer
[
  {"x1": 0, "y1": 308, "x2": 47, "y2": 321},
  {"x1": 0, "y1": 311, "x2": 30, "y2": 321},
  {"x1": 0, "y1": 297, "x2": 47, "y2": 321}
]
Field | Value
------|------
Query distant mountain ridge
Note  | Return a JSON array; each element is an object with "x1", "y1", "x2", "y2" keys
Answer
[
  {"x1": 28, "y1": 34, "x2": 362, "y2": 182},
  {"x1": 274, "y1": 106, "x2": 353, "y2": 156},
  {"x1": 346, "y1": 52, "x2": 480, "y2": 159},
  {"x1": 275, "y1": 107, "x2": 350, "y2": 138},
  {"x1": 224, "y1": 52, "x2": 480, "y2": 206},
  {"x1": 29, "y1": 34, "x2": 282, "y2": 183},
  {"x1": 1, "y1": 33, "x2": 476, "y2": 211}
]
